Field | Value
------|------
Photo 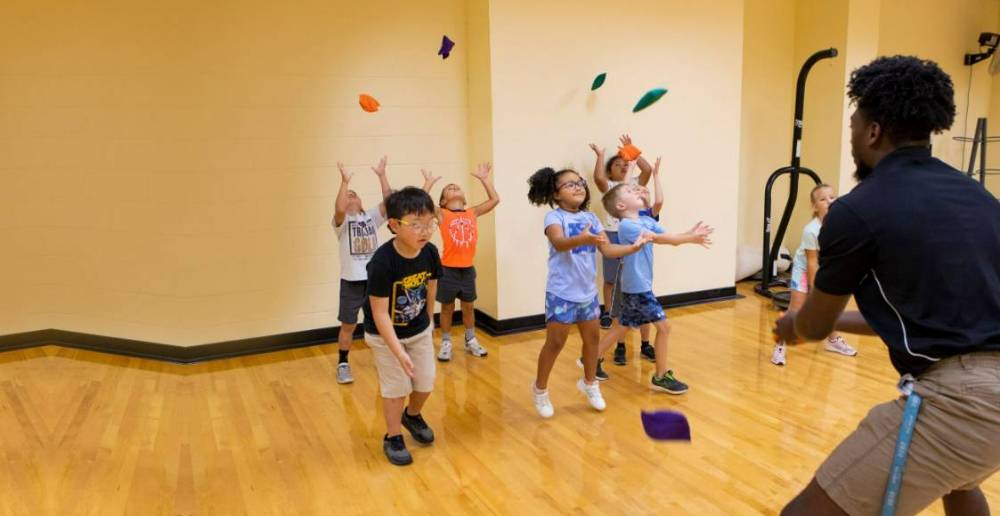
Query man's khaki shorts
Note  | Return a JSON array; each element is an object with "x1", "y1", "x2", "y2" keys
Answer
[
  {"x1": 817, "y1": 352, "x2": 1000, "y2": 515},
  {"x1": 364, "y1": 325, "x2": 435, "y2": 399}
]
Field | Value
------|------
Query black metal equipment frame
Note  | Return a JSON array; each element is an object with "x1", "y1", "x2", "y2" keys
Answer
[
  {"x1": 953, "y1": 117, "x2": 1000, "y2": 186},
  {"x1": 755, "y1": 48, "x2": 838, "y2": 303}
]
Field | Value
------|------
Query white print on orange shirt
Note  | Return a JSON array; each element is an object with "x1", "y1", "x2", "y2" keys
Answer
[{"x1": 448, "y1": 217, "x2": 476, "y2": 248}]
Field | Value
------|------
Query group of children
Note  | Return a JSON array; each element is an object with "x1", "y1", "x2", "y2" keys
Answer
[
  {"x1": 527, "y1": 136, "x2": 712, "y2": 418},
  {"x1": 332, "y1": 157, "x2": 498, "y2": 465},
  {"x1": 331, "y1": 141, "x2": 853, "y2": 466}
]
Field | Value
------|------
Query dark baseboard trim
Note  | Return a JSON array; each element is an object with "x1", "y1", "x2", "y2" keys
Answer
[
  {"x1": 474, "y1": 311, "x2": 547, "y2": 336},
  {"x1": 659, "y1": 286, "x2": 741, "y2": 309},
  {"x1": 0, "y1": 287, "x2": 737, "y2": 363},
  {"x1": 475, "y1": 285, "x2": 740, "y2": 336}
]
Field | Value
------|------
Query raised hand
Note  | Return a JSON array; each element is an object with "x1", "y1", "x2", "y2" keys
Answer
[
  {"x1": 653, "y1": 157, "x2": 662, "y2": 176},
  {"x1": 337, "y1": 162, "x2": 353, "y2": 183},
  {"x1": 371, "y1": 156, "x2": 388, "y2": 177},
  {"x1": 686, "y1": 221, "x2": 714, "y2": 248},
  {"x1": 471, "y1": 162, "x2": 492, "y2": 181},
  {"x1": 420, "y1": 168, "x2": 441, "y2": 188},
  {"x1": 619, "y1": 134, "x2": 633, "y2": 147},
  {"x1": 589, "y1": 143, "x2": 605, "y2": 156}
]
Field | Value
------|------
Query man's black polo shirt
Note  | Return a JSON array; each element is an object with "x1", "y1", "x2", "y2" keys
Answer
[{"x1": 815, "y1": 145, "x2": 1000, "y2": 376}]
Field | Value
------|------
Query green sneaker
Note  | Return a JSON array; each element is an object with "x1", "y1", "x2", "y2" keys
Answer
[{"x1": 651, "y1": 370, "x2": 688, "y2": 395}]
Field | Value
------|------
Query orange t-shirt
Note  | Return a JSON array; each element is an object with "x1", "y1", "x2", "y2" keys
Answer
[{"x1": 439, "y1": 208, "x2": 478, "y2": 268}]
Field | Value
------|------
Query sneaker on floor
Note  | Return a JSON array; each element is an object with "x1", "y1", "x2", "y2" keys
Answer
[
  {"x1": 600, "y1": 312, "x2": 613, "y2": 329},
  {"x1": 575, "y1": 357, "x2": 610, "y2": 381},
  {"x1": 437, "y1": 340, "x2": 452, "y2": 362},
  {"x1": 577, "y1": 378, "x2": 607, "y2": 411},
  {"x1": 640, "y1": 343, "x2": 656, "y2": 362},
  {"x1": 595, "y1": 358, "x2": 610, "y2": 381},
  {"x1": 383, "y1": 434, "x2": 412, "y2": 466},
  {"x1": 532, "y1": 383, "x2": 554, "y2": 418},
  {"x1": 825, "y1": 335, "x2": 858, "y2": 357},
  {"x1": 336, "y1": 362, "x2": 354, "y2": 384},
  {"x1": 401, "y1": 408, "x2": 435, "y2": 444},
  {"x1": 613, "y1": 344, "x2": 627, "y2": 365},
  {"x1": 464, "y1": 337, "x2": 488, "y2": 358},
  {"x1": 651, "y1": 370, "x2": 689, "y2": 395},
  {"x1": 771, "y1": 342, "x2": 786, "y2": 366}
]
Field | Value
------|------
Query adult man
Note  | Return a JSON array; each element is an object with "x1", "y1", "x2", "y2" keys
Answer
[{"x1": 775, "y1": 56, "x2": 1000, "y2": 515}]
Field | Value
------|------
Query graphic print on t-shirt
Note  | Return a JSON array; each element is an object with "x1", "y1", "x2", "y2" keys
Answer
[
  {"x1": 448, "y1": 217, "x2": 476, "y2": 248},
  {"x1": 566, "y1": 221, "x2": 597, "y2": 255},
  {"x1": 392, "y1": 271, "x2": 432, "y2": 325},
  {"x1": 348, "y1": 219, "x2": 379, "y2": 259}
]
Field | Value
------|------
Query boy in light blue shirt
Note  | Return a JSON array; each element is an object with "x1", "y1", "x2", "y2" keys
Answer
[{"x1": 596, "y1": 182, "x2": 713, "y2": 394}]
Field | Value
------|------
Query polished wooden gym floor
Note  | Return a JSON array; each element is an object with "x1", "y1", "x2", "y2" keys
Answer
[{"x1": 5, "y1": 284, "x2": 998, "y2": 515}]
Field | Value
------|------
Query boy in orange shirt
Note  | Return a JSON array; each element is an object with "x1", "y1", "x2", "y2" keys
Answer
[{"x1": 421, "y1": 163, "x2": 500, "y2": 360}]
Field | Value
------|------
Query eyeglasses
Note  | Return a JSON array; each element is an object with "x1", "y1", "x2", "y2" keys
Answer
[
  {"x1": 557, "y1": 179, "x2": 587, "y2": 191},
  {"x1": 395, "y1": 218, "x2": 440, "y2": 233}
]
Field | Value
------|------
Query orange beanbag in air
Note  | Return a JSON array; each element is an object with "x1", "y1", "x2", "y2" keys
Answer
[
  {"x1": 359, "y1": 94, "x2": 380, "y2": 113},
  {"x1": 618, "y1": 143, "x2": 641, "y2": 161}
]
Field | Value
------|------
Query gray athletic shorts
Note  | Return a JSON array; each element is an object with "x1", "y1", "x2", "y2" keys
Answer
[
  {"x1": 436, "y1": 266, "x2": 477, "y2": 303},
  {"x1": 338, "y1": 279, "x2": 367, "y2": 325}
]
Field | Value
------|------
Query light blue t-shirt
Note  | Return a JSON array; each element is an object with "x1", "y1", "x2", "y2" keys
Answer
[
  {"x1": 792, "y1": 218, "x2": 821, "y2": 272},
  {"x1": 618, "y1": 216, "x2": 666, "y2": 294},
  {"x1": 544, "y1": 209, "x2": 604, "y2": 302}
]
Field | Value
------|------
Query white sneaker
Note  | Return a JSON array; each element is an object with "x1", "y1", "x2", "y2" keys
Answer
[
  {"x1": 576, "y1": 378, "x2": 606, "y2": 411},
  {"x1": 464, "y1": 337, "x2": 488, "y2": 358},
  {"x1": 825, "y1": 335, "x2": 858, "y2": 356},
  {"x1": 336, "y1": 363, "x2": 354, "y2": 384},
  {"x1": 532, "y1": 383, "x2": 554, "y2": 418},
  {"x1": 437, "y1": 340, "x2": 452, "y2": 362},
  {"x1": 771, "y1": 342, "x2": 786, "y2": 366}
]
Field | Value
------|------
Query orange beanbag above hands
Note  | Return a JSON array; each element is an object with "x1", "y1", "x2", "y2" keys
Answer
[
  {"x1": 359, "y1": 94, "x2": 380, "y2": 113},
  {"x1": 618, "y1": 143, "x2": 641, "y2": 161}
]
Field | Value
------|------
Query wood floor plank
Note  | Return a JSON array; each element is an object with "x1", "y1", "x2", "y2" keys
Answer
[{"x1": 4, "y1": 284, "x2": 999, "y2": 514}]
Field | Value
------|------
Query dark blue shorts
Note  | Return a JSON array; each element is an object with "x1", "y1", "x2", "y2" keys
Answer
[{"x1": 619, "y1": 291, "x2": 666, "y2": 327}]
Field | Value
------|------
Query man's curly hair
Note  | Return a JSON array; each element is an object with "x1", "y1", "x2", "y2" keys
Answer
[{"x1": 847, "y1": 55, "x2": 955, "y2": 143}]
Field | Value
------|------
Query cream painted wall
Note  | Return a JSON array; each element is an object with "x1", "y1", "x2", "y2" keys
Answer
[
  {"x1": 488, "y1": 0, "x2": 744, "y2": 319},
  {"x1": 737, "y1": 0, "x2": 1000, "y2": 264},
  {"x1": 0, "y1": 0, "x2": 472, "y2": 345},
  {"x1": 738, "y1": 0, "x2": 848, "y2": 257},
  {"x1": 989, "y1": 4, "x2": 1000, "y2": 196},
  {"x1": 835, "y1": 0, "x2": 881, "y2": 195},
  {"x1": 879, "y1": 0, "x2": 999, "y2": 172},
  {"x1": 786, "y1": 0, "x2": 849, "y2": 250},
  {"x1": 738, "y1": 0, "x2": 796, "y2": 252},
  {"x1": 465, "y1": 0, "x2": 499, "y2": 318}
]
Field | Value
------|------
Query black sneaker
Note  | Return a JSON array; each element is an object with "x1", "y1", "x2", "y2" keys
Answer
[
  {"x1": 651, "y1": 370, "x2": 689, "y2": 395},
  {"x1": 575, "y1": 357, "x2": 610, "y2": 381},
  {"x1": 401, "y1": 408, "x2": 435, "y2": 444},
  {"x1": 600, "y1": 311, "x2": 613, "y2": 329},
  {"x1": 595, "y1": 358, "x2": 610, "y2": 381},
  {"x1": 640, "y1": 342, "x2": 656, "y2": 362},
  {"x1": 613, "y1": 343, "x2": 627, "y2": 365},
  {"x1": 383, "y1": 434, "x2": 412, "y2": 466}
]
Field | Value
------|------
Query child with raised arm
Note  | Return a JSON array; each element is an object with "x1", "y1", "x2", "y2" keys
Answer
[
  {"x1": 420, "y1": 164, "x2": 500, "y2": 361},
  {"x1": 331, "y1": 156, "x2": 392, "y2": 384}
]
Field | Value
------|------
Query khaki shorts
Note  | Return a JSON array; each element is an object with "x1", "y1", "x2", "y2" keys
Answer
[
  {"x1": 817, "y1": 352, "x2": 1000, "y2": 515},
  {"x1": 364, "y1": 325, "x2": 435, "y2": 399}
]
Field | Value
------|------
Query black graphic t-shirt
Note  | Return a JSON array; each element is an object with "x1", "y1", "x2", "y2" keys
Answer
[{"x1": 363, "y1": 239, "x2": 443, "y2": 338}]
